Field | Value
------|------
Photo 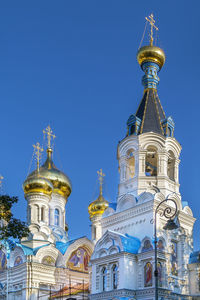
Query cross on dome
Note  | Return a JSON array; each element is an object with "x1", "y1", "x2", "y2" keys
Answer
[
  {"x1": 43, "y1": 125, "x2": 56, "y2": 149},
  {"x1": 145, "y1": 13, "x2": 158, "y2": 46},
  {"x1": 97, "y1": 169, "x2": 105, "y2": 195},
  {"x1": 33, "y1": 142, "x2": 43, "y2": 173}
]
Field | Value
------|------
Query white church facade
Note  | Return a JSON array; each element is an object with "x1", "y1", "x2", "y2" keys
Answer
[
  {"x1": 0, "y1": 126, "x2": 94, "y2": 299},
  {"x1": 88, "y1": 17, "x2": 200, "y2": 300}
]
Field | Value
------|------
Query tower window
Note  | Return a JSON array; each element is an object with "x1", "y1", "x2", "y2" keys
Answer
[
  {"x1": 167, "y1": 151, "x2": 175, "y2": 181},
  {"x1": 145, "y1": 147, "x2": 157, "y2": 176},
  {"x1": 54, "y1": 209, "x2": 60, "y2": 226},
  {"x1": 126, "y1": 150, "x2": 135, "y2": 179},
  {"x1": 130, "y1": 125, "x2": 135, "y2": 135},
  {"x1": 41, "y1": 207, "x2": 44, "y2": 222}
]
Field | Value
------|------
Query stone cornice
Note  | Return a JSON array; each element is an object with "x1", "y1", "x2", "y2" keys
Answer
[
  {"x1": 101, "y1": 200, "x2": 153, "y2": 227},
  {"x1": 90, "y1": 251, "x2": 136, "y2": 265}
]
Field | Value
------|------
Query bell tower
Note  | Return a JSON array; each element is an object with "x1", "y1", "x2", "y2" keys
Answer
[{"x1": 118, "y1": 14, "x2": 181, "y2": 199}]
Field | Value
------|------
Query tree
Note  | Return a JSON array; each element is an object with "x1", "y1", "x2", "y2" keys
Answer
[{"x1": 0, "y1": 195, "x2": 29, "y2": 242}]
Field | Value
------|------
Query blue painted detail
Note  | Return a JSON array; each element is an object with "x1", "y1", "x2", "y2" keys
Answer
[
  {"x1": 109, "y1": 203, "x2": 117, "y2": 210},
  {"x1": 120, "y1": 233, "x2": 141, "y2": 254},
  {"x1": 16, "y1": 243, "x2": 49, "y2": 256},
  {"x1": 189, "y1": 251, "x2": 200, "y2": 264},
  {"x1": 182, "y1": 201, "x2": 189, "y2": 208},
  {"x1": 127, "y1": 114, "x2": 141, "y2": 136},
  {"x1": 141, "y1": 61, "x2": 160, "y2": 89},
  {"x1": 162, "y1": 116, "x2": 175, "y2": 137},
  {"x1": 1, "y1": 239, "x2": 16, "y2": 259},
  {"x1": 56, "y1": 238, "x2": 80, "y2": 255}
]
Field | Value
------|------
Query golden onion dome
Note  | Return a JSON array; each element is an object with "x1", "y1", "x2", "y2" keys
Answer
[
  {"x1": 137, "y1": 45, "x2": 165, "y2": 69},
  {"x1": 23, "y1": 176, "x2": 53, "y2": 196},
  {"x1": 25, "y1": 148, "x2": 72, "y2": 199},
  {"x1": 88, "y1": 194, "x2": 109, "y2": 219}
]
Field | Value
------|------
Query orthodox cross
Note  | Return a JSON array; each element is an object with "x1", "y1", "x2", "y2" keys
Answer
[
  {"x1": 33, "y1": 142, "x2": 43, "y2": 173},
  {"x1": 43, "y1": 125, "x2": 56, "y2": 149},
  {"x1": 145, "y1": 14, "x2": 158, "y2": 46},
  {"x1": 97, "y1": 169, "x2": 105, "y2": 196}
]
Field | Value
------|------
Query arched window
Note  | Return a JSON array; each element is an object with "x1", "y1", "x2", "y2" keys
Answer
[
  {"x1": 41, "y1": 207, "x2": 44, "y2": 222},
  {"x1": 126, "y1": 150, "x2": 135, "y2": 179},
  {"x1": 54, "y1": 209, "x2": 60, "y2": 226},
  {"x1": 167, "y1": 151, "x2": 175, "y2": 181},
  {"x1": 102, "y1": 267, "x2": 107, "y2": 291},
  {"x1": 145, "y1": 147, "x2": 157, "y2": 176},
  {"x1": 141, "y1": 240, "x2": 153, "y2": 253},
  {"x1": 35, "y1": 205, "x2": 39, "y2": 222},
  {"x1": 112, "y1": 264, "x2": 118, "y2": 289},
  {"x1": 144, "y1": 262, "x2": 152, "y2": 287}
]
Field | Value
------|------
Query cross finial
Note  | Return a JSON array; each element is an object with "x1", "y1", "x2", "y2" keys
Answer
[
  {"x1": 97, "y1": 169, "x2": 105, "y2": 196},
  {"x1": 43, "y1": 125, "x2": 56, "y2": 149},
  {"x1": 145, "y1": 14, "x2": 158, "y2": 46},
  {"x1": 33, "y1": 142, "x2": 44, "y2": 173}
]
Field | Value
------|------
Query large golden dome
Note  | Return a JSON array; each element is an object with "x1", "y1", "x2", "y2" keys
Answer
[
  {"x1": 23, "y1": 176, "x2": 53, "y2": 196},
  {"x1": 137, "y1": 45, "x2": 165, "y2": 69},
  {"x1": 88, "y1": 194, "x2": 109, "y2": 219},
  {"x1": 24, "y1": 148, "x2": 72, "y2": 199}
]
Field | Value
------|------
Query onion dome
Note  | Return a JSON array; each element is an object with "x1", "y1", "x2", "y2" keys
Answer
[
  {"x1": 24, "y1": 148, "x2": 72, "y2": 199},
  {"x1": 88, "y1": 169, "x2": 109, "y2": 219},
  {"x1": 88, "y1": 194, "x2": 109, "y2": 219},
  {"x1": 137, "y1": 45, "x2": 165, "y2": 69},
  {"x1": 23, "y1": 176, "x2": 53, "y2": 196}
]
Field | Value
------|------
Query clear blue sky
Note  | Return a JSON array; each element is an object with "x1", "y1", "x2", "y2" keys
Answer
[{"x1": 0, "y1": 1, "x2": 199, "y2": 249}]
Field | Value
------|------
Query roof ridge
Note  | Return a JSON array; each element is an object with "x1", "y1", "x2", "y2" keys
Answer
[
  {"x1": 140, "y1": 89, "x2": 150, "y2": 134},
  {"x1": 153, "y1": 89, "x2": 165, "y2": 135}
]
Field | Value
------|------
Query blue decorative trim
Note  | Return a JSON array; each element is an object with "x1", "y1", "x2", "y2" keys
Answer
[
  {"x1": 127, "y1": 115, "x2": 141, "y2": 136},
  {"x1": 162, "y1": 116, "x2": 175, "y2": 137},
  {"x1": 141, "y1": 62, "x2": 160, "y2": 89},
  {"x1": 56, "y1": 237, "x2": 80, "y2": 255},
  {"x1": 120, "y1": 233, "x2": 141, "y2": 254}
]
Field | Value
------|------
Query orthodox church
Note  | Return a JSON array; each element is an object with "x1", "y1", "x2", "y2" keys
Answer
[
  {"x1": 88, "y1": 16, "x2": 200, "y2": 300},
  {"x1": 0, "y1": 126, "x2": 93, "y2": 299},
  {"x1": 0, "y1": 14, "x2": 200, "y2": 300}
]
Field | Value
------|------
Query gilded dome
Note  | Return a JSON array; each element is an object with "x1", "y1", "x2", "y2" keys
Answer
[
  {"x1": 88, "y1": 194, "x2": 109, "y2": 219},
  {"x1": 24, "y1": 148, "x2": 72, "y2": 199},
  {"x1": 137, "y1": 45, "x2": 165, "y2": 69},
  {"x1": 23, "y1": 176, "x2": 53, "y2": 196}
]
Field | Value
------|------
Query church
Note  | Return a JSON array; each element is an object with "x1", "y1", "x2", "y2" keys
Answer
[
  {"x1": 0, "y1": 125, "x2": 94, "y2": 299},
  {"x1": 88, "y1": 15, "x2": 200, "y2": 300},
  {"x1": 0, "y1": 14, "x2": 200, "y2": 300}
]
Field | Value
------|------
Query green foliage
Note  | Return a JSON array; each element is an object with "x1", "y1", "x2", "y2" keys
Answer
[{"x1": 0, "y1": 195, "x2": 29, "y2": 241}]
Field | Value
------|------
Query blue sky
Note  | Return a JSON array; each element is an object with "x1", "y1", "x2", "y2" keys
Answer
[{"x1": 0, "y1": 1, "x2": 199, "y2": 248}]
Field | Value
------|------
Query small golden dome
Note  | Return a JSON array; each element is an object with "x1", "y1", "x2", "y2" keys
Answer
[
  {"x1": 137, "y1": 45, "x2": 165, "y2": 69},
  {"x1": 88, "y1": 194, "x2": 109, "y2": 219},
  {"x1": 25, "y1": 149, "x2": 72, "y2": 199},
  {"x1": 23, "y1": 176, "x2": 53, "y2": 196}
]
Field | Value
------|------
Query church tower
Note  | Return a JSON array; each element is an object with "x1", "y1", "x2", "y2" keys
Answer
[
  {"x1": 23, "y1": 126, "x2": 72, "y2": 244},
  {"x1": 118, "y1": 32, "x2": 180, "y2": 199},
  {"x1": 88, "y1": 169, "x2": 109, "y2": 244},
  {"x1": 90, "y1": 15, "x2": 196, "y2": 300}
]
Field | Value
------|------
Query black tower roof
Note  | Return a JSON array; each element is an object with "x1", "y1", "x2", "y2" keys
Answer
[{"x1": 136, "y1": 89, "x2": 166, "y2": 135}]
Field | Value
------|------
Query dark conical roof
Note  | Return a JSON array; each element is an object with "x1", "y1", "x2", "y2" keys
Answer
[{"x1": 136, "y1": 89, "x2": 165, "y2": 135}]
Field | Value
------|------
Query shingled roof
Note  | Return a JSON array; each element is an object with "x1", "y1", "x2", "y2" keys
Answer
[{"x1": 136, "y1": 89, "x2": 166, "y2": 135}]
